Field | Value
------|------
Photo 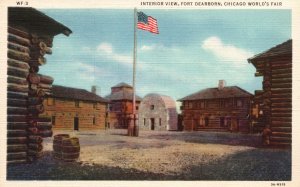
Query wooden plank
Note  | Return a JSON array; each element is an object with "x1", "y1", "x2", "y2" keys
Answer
[
  {"x1": 7, "y1": 122, "x2": 28, "y2": 130},
  {"x1": 271, "y1": 98, "x2": 292, "y2": 103},
  {"x1": 28, "y1": 136, "x2": 43, "y2": 144},
  {"x1": 271, "y1": 103, "x2": 292, "y2": 108},
  {"x1": 7, "y1": 91, "x2": 27, "y2": 99},
  {"x1": 7, "y1": 66, "x2": 29, "y2": 79},
  {"x1": 272, "y1": 113, "x2": 292, "y2": 117},
  {"x1": 270, "y1": 136, "x2": 291, "y2": 143},
  {"x1": 38, "y1": 74, "x2": 54, "y2": 84},
  {"x1": 271, "y1": 88, "x2": 292, "y2": 94},
  {"x1": 7, "y1": 130, "x2": 27, "y2": 137},
  {"x1": 271, "y1": 78, "x2": 291, "y2": 84},
  {"x1": 7, "y1": 49, "x2": 30, "y2": 62},
  {"x1": 7, "y1": 144, "x2": 27, "y2": 153},
  {"x1": 7, "y1": 58, "x2": 30, "y2": 70},
  {"x1": 7, "y1": 115, "x2": 27, "y2": 123},
  {"x1": 271, "y1": 132, "x2": 291, "y2": 137},
  {"x1": 7, "y1": 137, "x2": 27, "y2": 144},
  {"x1": 271, "y1": 108, "x2": 292, "y2": 113},
  {"x1": 7, "y1": 76, "x2": 28, "y2": 85},
  {"x1": 8, "y1": 26, "x2": 30, "y2": 39},
  {"x1": 7, "y1": 107, "x2": 27, "y2": 115},
  {"x1": 272, "y1": 73, "x2": 292, "y2": 79},
  {"x1": 271, "y1": 117, "x2": 292, "y2": 122},
  {"x1": 8, "y1": 41, "x2": 30, "y2": 53},
  {"x1": 7, "y1": 152, "x2": 27, "y2": 161},
  {"x1": 27, "y1": 73, "x2": 41, "y2": 84},
  {"x1": 271, "y1": 83, "x2": 292, "y2": 89},
  {"x1": 7, "y1": 160, "x2": 27, "y2": 164},
  {"x1": 271, "y1": 93, "x2": 292, "y2": 99},
  {"x1": 7, "y1": 98, "x2": 27, "y2": 107},
  {"x1": 271, "y1": 121, "x2": 292, "y2": 127},
  {"x1": 271, "y1": 63, "x2": 292, "y2": 69},
  {"x1": 8, "y1": 33, "x2": 31, "y2": 46},
  {"x1": 271, "y1": 127, "x2": 291, "y2": 133},
  {"x1": 271, "y1": 68, "x2": 292, "y2": 75}
]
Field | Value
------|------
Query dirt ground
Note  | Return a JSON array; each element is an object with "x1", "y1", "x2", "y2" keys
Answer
[{"x1": 7, "y1": 129, "x2": 291, "y2": 180}]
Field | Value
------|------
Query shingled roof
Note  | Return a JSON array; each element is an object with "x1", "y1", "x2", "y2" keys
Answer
[
  {"x1": 105, "y1": 90, "x2": 142, "y2": 101},
  {"x1": 51, "y1": 85, "x2": 108, "y2": 103},
  {"x1": 248, "y1": 39, "x2": 292, "y2": 62},
  {"x1": 111, "y1": 82, "x2": 132, "y2": 88},
  {"x1": 178, "y1": 86, "x2": 253, "y2": 101}
]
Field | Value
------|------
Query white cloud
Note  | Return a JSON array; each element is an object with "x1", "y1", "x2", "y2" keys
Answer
[
  {"x1": 97, "y1": 42, "x2": 131, "y2": 65},
  {"x1": 202, "y1": 36, "x2": 253, "y2": 65},
  {"x1": 140, "y1": 44, "x2": 179, "y2": 52}
]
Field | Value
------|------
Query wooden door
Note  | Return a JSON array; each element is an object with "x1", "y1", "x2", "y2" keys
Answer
[
  {"x1": 151, "y1": 118, "x2": 155, "y2": 130},
  {"x1": 74, "y1": 117, "x2": 79, "y2": 131}
]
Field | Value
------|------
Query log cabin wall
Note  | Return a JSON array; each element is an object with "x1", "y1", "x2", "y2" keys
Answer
[
  {"x1": 248, "y1": 40, "x2": 292, "y2": 146},
  {"x1": 7, "y1": 7, "x2": 72, "y2": 164},
  {"x1": 179, "y1": 84, "x2": 253, "y2": 133}
]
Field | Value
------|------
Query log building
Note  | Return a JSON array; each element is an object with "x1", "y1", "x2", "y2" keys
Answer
[
  {"x1": 41, "y1": 85, "x2": 108, "y2": 131},
  {"x1": 179, "y1": 80, "x2": 253, "y2": 133},
  {"x1": 138, "y1": 93, "x2": 178, "y2": 131},
  {"x1": 248, "y1": 40, "x2": 292, "y2": 146},
  {"x1": 105, "y1": 82, "x2": 141, "y2": 129},
  {"x1": 7, "y1": 7, "x2": 71, "y2": 163}
]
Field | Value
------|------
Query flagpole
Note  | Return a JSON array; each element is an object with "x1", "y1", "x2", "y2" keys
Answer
[{"x1": 129, "y1": 7, "x2": 138, "y2": 136}]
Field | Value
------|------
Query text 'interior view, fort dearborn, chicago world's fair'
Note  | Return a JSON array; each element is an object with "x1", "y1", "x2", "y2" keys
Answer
[{"x1": 4, "y1": 3, "x2": 294, "y2": 182}]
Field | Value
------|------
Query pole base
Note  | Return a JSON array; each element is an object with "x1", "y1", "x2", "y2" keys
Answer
[{"x1": 127, "y1": 115, "x2": 139, "y2": 137}]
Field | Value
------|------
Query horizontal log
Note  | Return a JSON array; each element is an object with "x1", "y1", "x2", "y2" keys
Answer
[
  {"x1": 30, "y1": 49, "x2": 46, "y2": 58},
  {"x1": 254, "y1": 72, "x2": 263, "y2": 77},
  {"x1": 7, "y1": 137, "x2": 27, "y2": 144},
  {"x1": 7, "y1": 107, "x2": 27, "y2": 115},
  {"x1": 271, "y1": 78, "x2": 292, "y2": 84},
  {"x1": 28, "y1": 136, "x2": 43, "y2": 144},
  {"x1": 7, "y1": 160, "x2": 28, "y2": 164},
  {"x1": 28, "y1": 97, "x2": 44, "y2": 105},
  {"x1": 271, "y1": 63, "x2": 292, "y2": 69},
  {"x1": 8, "y1": 49, "x2": 30, "y2": 62},
  {"x1": 7, "y1": 130, "x2": 27, "y2": 137},
  {"x1": 271, "y1": 132, "x2": 291, "y2": 137},
  {"x1": 7, "y1": 76, "x2": 28, "y2": 85},
  {"x1": 271, "y1": 68, "x2": 292, "y2": 75},
  {"x1": 28, "y1": 88, "x2": 51, "y2": 97},
  {"x1": 37, "y1": 122, "x2": 52, "y2": 130},
  {"x1": 27, "y1": 150, "x2": 43, "y2": 158},
  {"x1": 7, "y1": 122, "x2": 28, "y2": 130},
  {"x1": 8, "y1": 41, "x2": 30, "y2": 53},
  {"x1": 271, "y1": 93, "x2": 292, "y2": 99},
  {"x1": 271, "y1": 88, "x2": 292, "y2": 94},
  {"x1": 272, "y1": 113, "x2": 292, "y2": 118},
  {"x1": 271, "y1": 83, "x2": 292, "y2": 89},
  {"x1": 7, "y1": 98, "x2": 27, "y2": 107},
  {"x1": 28, "y1": 143, "x2": 43, "y2": 152},
  {"x1": 7, "y1": 66, "x2": 29, "y2": 79},
  {"x1": 37, "y1": 116, "x2": 52, "y2": 122},
  {"x1": 7, "y1": 91, "x2": 28, "y2": 99},
  {"x1": 7, "y1": 83, "x2": 29, "y2": 94},
  {"x1": 270, "y1": 136, "x2": 291, "y2": 143},
  {"x1": 271, "y1": 127, "x2": 291, "y2": 133},
  {"x1": 7, "y1": 152, "x2": 27, "y2": 161},
  {"x1": 8, "y1": 26, "x2": 30, "y2": 39},
  {"x1": 271, "y1": 108, "x2": 292, "y2": 113},
  {"x1": 269, "y1": 142, "x2": 291, "y2": 147},
  {"x1": 8, "y1": 33, "x2": 31, "y2": 46},
  {"x1": 271, "y1": 121, "x2": 291, "y2": 127},
  {"x1": 271, "y1": 73, "x2": 292, "y2": 79},
  {"x1": 38, "y1": 130, "x2": 53, "y2": 137},
  {"x1": 271, "y1": 103, "x2": 292, "y2": 108},
  {"x1": 38, "y1": 83, "x2": 52, "y2": 89},
  {"x1": 7, "y1": 115, "x2": 27, "y2": 123},
  {"x1": 7, "y1": 58, "x2": 30, "y2": 70},
  {"x1": 271, "y1": 117, "x2": 292, "y2": 122},
  {"x1": 29, "y1": 57, "x2": 47, "y2": 66},
  {"x1": 271, "y1": 98, "x2": 292, "y2": 103},
  {"x1": 7, "y1": 144, "x2": 27, "y2": 153},
  {"x1": 27, "y1": 127, "x2": 38, "y2": 135},
  {"x1": 27, "y1": 73, "x2": 41, "y2": 84},
  {"x1": 29, "y1": 65, "x2": 39, "y2": 73},
  {"x1": 28, "y1": 104, "x2": 45, "y2": 114},
  {"x1": 38, "y1": 74, "x2": 54, "y2": 84}
]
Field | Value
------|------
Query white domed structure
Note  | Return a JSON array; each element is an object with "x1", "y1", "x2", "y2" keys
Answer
[{"x1": 138, "y1": 93, "x2": 178, "y2": 131}]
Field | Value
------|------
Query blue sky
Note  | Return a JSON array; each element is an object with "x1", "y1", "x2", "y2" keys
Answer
[{"x1": 39, "y1": 9, "x2": 291, "y2": 103}]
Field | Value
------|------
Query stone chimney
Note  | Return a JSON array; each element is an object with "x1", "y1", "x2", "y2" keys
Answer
[{"x1": 218, "y1": 80, "x2": 226, "y2": 90}]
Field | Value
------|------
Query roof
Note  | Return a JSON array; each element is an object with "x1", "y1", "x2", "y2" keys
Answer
[
  {"x1": 51, "y1": 85, "x2": 108, "y2": 103},
  {"x1": 111, "y1": 82, "x2": 132, "y2": 88},
  {"x1": 8, "y1": 7, "x2": 72, "y2": 36},
  {"x1": 105, "y1": 90, "x2": 142, "y2": 101},
  {"x1": 143, "y1": 93, "x2": 177, "y2": 109},
  {"x1": 178, "y1": 86, "x2": 253, "y2": 101},
  {"x1": 248, "y1": 39, "x2": 292, "y2": 62}
]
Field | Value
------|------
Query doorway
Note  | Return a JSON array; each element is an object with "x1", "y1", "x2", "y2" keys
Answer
[
  {"x1": 220, "y1": 117, "x2": 225, "y2": 127},
  {"x1": 150, "y1": 118, "x2": 155, "y2": 130},
  {"x1": 204, "y1": 117, "x2": 209, "y2": 127},
  {"x1": 74, "y1": 117, "x2": 79, "y2": 131}
]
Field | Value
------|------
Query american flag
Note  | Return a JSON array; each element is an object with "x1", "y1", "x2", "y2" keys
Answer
[{"x1": 137, "y1": 11, "x2": 159, "y2": 34}]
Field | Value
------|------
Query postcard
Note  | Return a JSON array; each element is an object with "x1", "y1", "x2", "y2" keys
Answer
[{"x1": 0, "y1": 0, "x2": 299, "y2": 186}]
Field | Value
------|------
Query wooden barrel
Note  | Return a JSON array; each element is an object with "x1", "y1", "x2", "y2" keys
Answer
[
  {"x1": 61, "y1": 137, "x2": 80, "y2": 162},
  {"x1": 52, "y1": 134, "x2": 70, "y2": 159}
]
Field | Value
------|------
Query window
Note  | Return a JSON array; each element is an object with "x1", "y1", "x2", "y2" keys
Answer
[
  {"x1": 150, "y1": 105, "x2": 154, "y2": 110},
  {"x1": 188, "y1": 102, "x2": 193, "y2": 109},
  {"x1": 144, "y1": 118, "x2": 146, "y2": 126},
  {"x1": 159, "y1": 118, "x2": 162, "y2": 126},
  {"x1": 200, "y1": 101, "x2": 205, "y2": 109},
  {"x1": 136, "y1": 106, "x2": 139, "y2": 110},
  {"x1": 47, "y1": 98, "x2": 55, "y2": 106},
  {"x1": 75, "y1": 101, "x2": 79, "y2": 107},
  {"x1": 52, "y1": 116, "x2": 56, "y2": 126}
]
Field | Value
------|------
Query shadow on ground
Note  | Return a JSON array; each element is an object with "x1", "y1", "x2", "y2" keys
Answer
[{"x1": 7, "y1": 148, "x2": 291, "y2": 180}]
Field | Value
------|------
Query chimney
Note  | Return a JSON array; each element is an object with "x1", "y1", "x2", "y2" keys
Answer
[
  {"x1": 91, "y1": 85, "x2": 97, "y2": 94},
  {"x1": 218, "y1": 80, "x2": 226, "y2": 90}
]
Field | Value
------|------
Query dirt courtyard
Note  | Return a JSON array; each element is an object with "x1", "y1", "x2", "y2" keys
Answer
[{"x1": 7, "y1": 129, "x2": 291, "y2": 180}]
